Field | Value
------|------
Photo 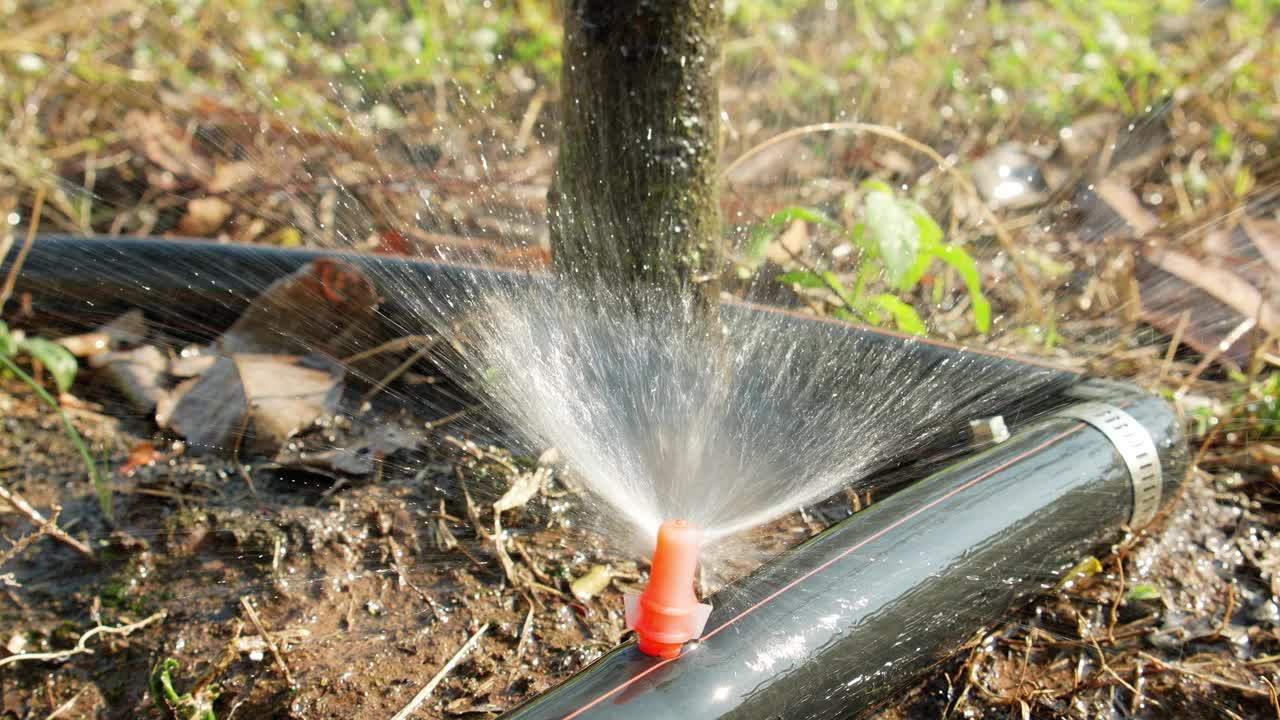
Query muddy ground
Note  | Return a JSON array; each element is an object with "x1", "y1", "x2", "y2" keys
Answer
[{"x1": 2, "y1": 358, "x2": 1278, "y2": 719}]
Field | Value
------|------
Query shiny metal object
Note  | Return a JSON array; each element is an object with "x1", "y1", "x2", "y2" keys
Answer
[
  {"x1": 1054, "y1": 401, "x2": 1163, "y2": 528},
  {"x1": 969, "y1": 415, "x2": 1010, "y2": 445}
]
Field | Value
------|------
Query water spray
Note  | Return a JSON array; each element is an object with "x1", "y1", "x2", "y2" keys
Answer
[
  {"x1": 8, "y1": 237, "x2": 1182, "y2": 719},
  {"x1": 624, "y1": 519, "x2": 712, "y2": 658}
]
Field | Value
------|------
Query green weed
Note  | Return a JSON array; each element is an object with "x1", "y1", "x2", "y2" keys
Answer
[
  {"x1": 150, "y1": 658, "x2": 219, "y2": 720},
  {"x1": 759, "y1": 184, "x2": 990, "y2": 335},
  {"x1": 0, "y1": 321, "x2": 110, "y2": 522}
]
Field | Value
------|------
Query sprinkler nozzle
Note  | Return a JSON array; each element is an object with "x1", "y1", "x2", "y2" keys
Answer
[{"x1": 624, "y1": 519, "x2": 713, "y2": 659}]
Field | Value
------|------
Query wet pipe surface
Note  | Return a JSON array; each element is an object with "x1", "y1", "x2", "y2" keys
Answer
[{"x1": 502, "y1": 387, "x2": 1184, "y2": 720}]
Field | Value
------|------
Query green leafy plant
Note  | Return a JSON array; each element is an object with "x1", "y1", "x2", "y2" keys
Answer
[
  {"x1": 761, "y1": 183, "x2": 991, "y2": 335},
  {"x1": 0, "y1": 321, "x2": 109, "y2": 521},
  {"x1": 1247, "y1": 371, "x2": 1280, "y2": 437},
  {"x1": 150, "y1": 658, "x2": 219, "y2": 720}
]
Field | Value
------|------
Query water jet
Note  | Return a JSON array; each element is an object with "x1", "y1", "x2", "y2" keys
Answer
[{"x1": 6, "y1": 235, "x2": 1186, "y2": 719}]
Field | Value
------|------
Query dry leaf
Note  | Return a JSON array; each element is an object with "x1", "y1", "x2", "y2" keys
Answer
[
  {"x1": 1242, "y1": 218, "x2": 1280, "y2": 271},
  {"x1": 121, "y1": 442, "x2": 159, "y2": 475},
  {"x1": 1147, "y1": 248, "x2": 1278, "y2": 336},
  {"x1": 208, "y1": 161, "x2": 258, "y2": 193},
  {"x1": 765, "y1": 219, "x2": 810, "y2": 265},
  {"x1": 57, "y1": 309, "x2": 146, "y2": 358},
  {"x1": 169, "y1": 349, "x2": 218, "y2": 378},
  {"x1": 217, "y1": 259, "x2": 379, "y2": 359},
  {"x1": 570, "y1": 564, "x2": 612, "y2": 602},
  {"x1": 1055, "y1": 113, "x2": 1123, "y2": 166},
  {"x1": 177, "y1": 197, "x2": 233, "y2": 236},
  {"x1": 165, "y1": 354, "x2": 343, "y2": 455},
  {"x1": 124, "y1": 110, "x2": 212, "y2": 183},
  {"x1": 1137, "y1": 256, "x2": 1254, "y2": 364},
  {"x1": 280, "y1": 424, "x2": 421, "y2": 476},
  {"x1": 92, "y1": 344, "x2": 168, "y2": 413},
  {"x1": 1078, "y1": 177, "x2": 1159, "y2": 239},
  {"x1": 494, "y1": 467, "x2": 547, "y2": 514}
]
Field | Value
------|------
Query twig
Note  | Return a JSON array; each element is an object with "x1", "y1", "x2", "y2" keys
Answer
[
  {"x1": 0, "y1": 610, "x2": 165, "y2": 668},
  {"x1": 239, "y1": 596, "x2": 295, "y2": 687},
  {"x1": 424, "y1": 405, "x2": 479, "y2": 431},
  {"x1": 1156, "y1": 310, "x2": 1190, "y2": 386},
  {"x1": 361, "y1": 337, "x2": 438, "y2": 404},
  {"x1": 1176, "y1": 316, "x2": 1258, "y2": 397},
  {"x1": 45, "y1": 684, "x2": 92, "y2": 719},
  {"x1": 230, "y1": 411, "x2": 259, "y2": 502},
  {"x1": 1137, "y1": 651, "x2": 1271, "y2": 699},
  {"x1": 1205, "y1": 581, "x2": 1236, "y2": 642},
  {"x1": 0, "y1": 505, "x2": 63, "y2": 566},
  {"x1": 722, "y1": 121, "x2": 1045, "y2": 324},
  {"x1": 0, "y1": 185, "x2": 43, "y2": 314},
  {"x1": 1107, "y1": 556, "x2": 1125, "y2": 644},
  {"x1": 1088, "y1": 636, "x2": 1139, "y2": 696},
  {"x1": 0, "y1": 198, "x2": 14, "y2": 295},
  {"x1": 1262, "y1": 676, "x2": 1279, "y2": 720},
  {"x1": 0, "y1": 486, "x2": 95, "y2": 561},
  {"x1": 514, "y1": 89, "x2": 547, "y2": 154},
  {"x1": 390, "y1": 622, "x2": 489, "y2": 720},
  {"x1": 340, "y1": 334, "x2": 435, "y2": 365}
]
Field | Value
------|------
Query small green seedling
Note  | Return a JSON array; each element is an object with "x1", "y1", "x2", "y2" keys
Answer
[
  {"x1": 758, "y1": 182, "x2": 990, "y2": 335},
  {"x1": 150, "y1": 658, "x2": 220, "y2": 720},
  {"x1": 1056, "y1": 555, "x2": 1103, "y2": 590},
  {"x1": 0, "y1": 321, "x2": 110, "y2": 522},
  {"x1": 1126, "y1": 584, "x2": 1161, "y2": 602}
]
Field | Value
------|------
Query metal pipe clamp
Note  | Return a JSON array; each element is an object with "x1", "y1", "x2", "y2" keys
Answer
[{"x1": 1054, "y1": 401, "x2": 1163, "y2": 528}]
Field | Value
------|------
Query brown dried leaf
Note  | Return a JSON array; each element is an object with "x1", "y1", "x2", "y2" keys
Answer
[
  {"x1": 1203, "y1": 221, "x2": 1280, "y2": 288},
  {"x1": 494, "y1": 467, "x2": 547, "y2": 515},
  {"x1": 124, "y1": 111, "x2": 211, "y2": 183},
  {"x1": 121, "y1": 442, "x2": 159, "y2": 475},
  {"x1": 169, "y1": 349, "x2": 217, "y2": 378},
  {"x1": 208, "y1": 161, "x2": 258, "y2": 193},
  {"x1": 1093, "y1": 177, "x2": 1159, "y2": 236},
  {"x1": 57, "y1": 309, "x2": 146, "y2": 358},
  {"x1": 91, "y1": 345, "x2": 167, "y2": 413},
  {"x1": 1137, "y1": 255, "x2": 1258, "y2": 364},
  {"x1": 217, "y1": 259, "x2": 379, "y2": 359},
  {"x1": 176, "y1": 197, "x2": 233, "y2": 236},
  {"x1": 165, "y1": 354, "x2": 343, "y2": 455},
  {"x1": 1242, "y1": 218, "x2": 1280, "y2": 271},
  {"x1": 280, "y1": 424, "x2": 421, "y2": 476},
  {"x1": 1146, "y1": 248, "x2": 1278, "y2": 336},
  {"x1": 1055, "y1": 113, "x2": 1123, "y2": 166},
  {"x1": 765, "y1": 218, "x2": 809, "y2": 265}
]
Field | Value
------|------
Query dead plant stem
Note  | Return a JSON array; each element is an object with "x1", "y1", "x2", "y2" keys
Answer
[
  {"x1": 0, "y1": 185, "x2": 43, "y2": 314},
  {"x1": 0, "y1": 485, "x2": 94, "y2": 561},
  {"x1": 240, "y1": 596, "x2": 295, "y2": 687},
  {"x1": 0, "y1": 610, "x2": 165, "y2": 668},
  {"x1": 390, "y1": 622, "x2": 489, "y2": 720}
]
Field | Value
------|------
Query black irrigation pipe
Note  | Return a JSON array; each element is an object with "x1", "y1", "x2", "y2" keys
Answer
[
  {"x1": 503, "y1": 382, "x2": 1185, "y2": 719},
  {"x1": 4, "y1": 235, "x2": 1187, "y2": 719}
]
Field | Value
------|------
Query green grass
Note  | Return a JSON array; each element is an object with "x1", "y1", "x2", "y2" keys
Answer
[{"x1": 0, "y1": 321, "x2": 109, "y2": 522}]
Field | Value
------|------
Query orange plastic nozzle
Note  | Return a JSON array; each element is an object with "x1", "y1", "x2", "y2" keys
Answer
[{"x1": 624, "y1": 519, "x2": 713, "y2": 659}]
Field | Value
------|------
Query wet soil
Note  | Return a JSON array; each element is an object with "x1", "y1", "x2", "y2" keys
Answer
[
  {"x1": 0, "y1": 376, "x2": 641, "y2": 720},
  {"x1": 2, "y1": 374, "x2": 1277, "y2": 719}
]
